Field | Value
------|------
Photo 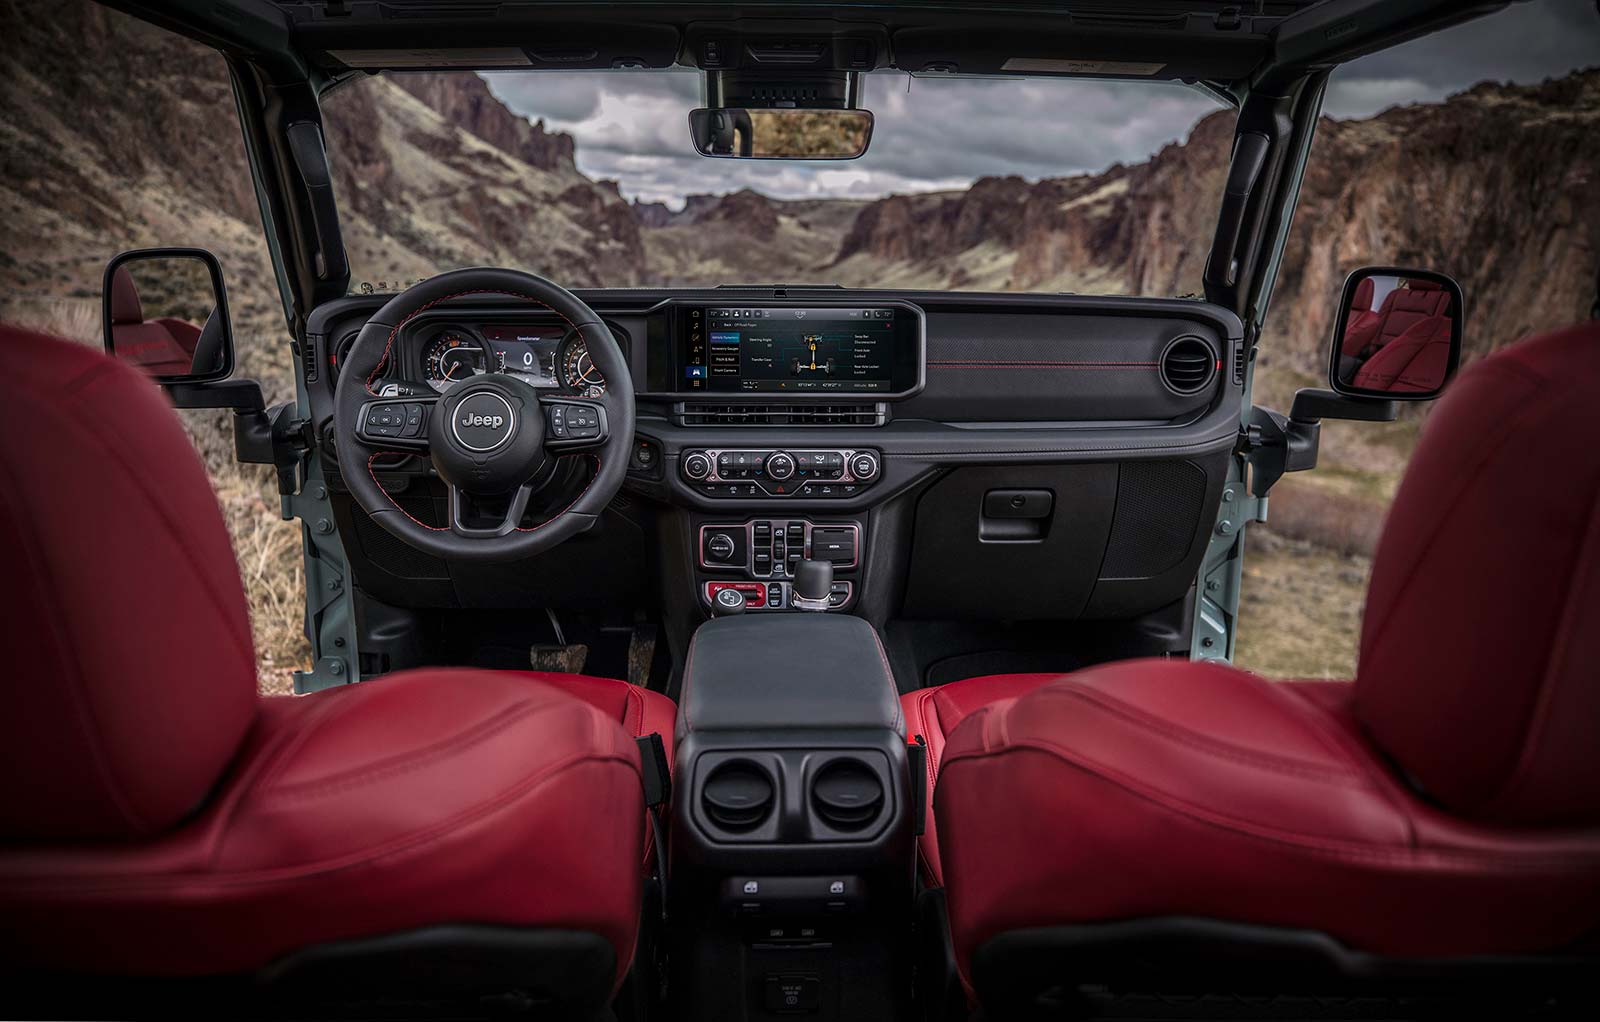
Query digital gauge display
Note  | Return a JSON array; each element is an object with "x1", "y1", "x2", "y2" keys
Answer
[{"x1": 421, "y1": 324, "x2": 609, "y2": 396}]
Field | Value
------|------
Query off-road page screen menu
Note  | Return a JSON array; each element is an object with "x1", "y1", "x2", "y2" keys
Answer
[{"x1": 681, "y1": 307, "x2": 898, "y2": 392}]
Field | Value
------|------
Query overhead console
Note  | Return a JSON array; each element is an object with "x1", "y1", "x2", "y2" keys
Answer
[{"x1": 646, "y1": 300, "x2": 925, "y2": 398}]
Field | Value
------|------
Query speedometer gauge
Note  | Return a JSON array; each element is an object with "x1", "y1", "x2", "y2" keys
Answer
[
  {"x1": 423, "y1": 330, "x2": 486, "y2": 392},
  {"x1": 561, "y1": 335, "x2": 606, "y2": 398}
]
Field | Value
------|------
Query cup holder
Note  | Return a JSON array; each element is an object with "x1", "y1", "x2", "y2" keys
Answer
[
  {"x1": 702, "y1": 760, "x2": 775, "y2": 830},
  {"x1": 811, "y1": 759, "x2": 885, "y2": 831}
]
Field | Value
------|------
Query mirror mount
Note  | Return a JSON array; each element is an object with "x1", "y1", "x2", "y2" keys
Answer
[{"x1": 1245, "y1": 388, "x2": 1398, "y2": 498}]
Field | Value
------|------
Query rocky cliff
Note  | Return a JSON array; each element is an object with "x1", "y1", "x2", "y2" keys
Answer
[{"x1": 4, "y1": 0, "x2": 1595, "y2": 389}]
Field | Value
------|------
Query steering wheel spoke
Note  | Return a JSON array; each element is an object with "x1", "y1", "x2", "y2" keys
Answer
[
  {"x1": 447, "y1": 479, "x2": 538, "y2": 539},
  {"x1": 541, "y1": 393, "x2": 612, "y2": 454},
  {"x1": 355, "y1": 394, "x2": 438, "y2": 453}
]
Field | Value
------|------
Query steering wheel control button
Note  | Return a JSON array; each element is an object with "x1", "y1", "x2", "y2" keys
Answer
[
  {"x1": 547, "y1": 402, "x2": 603, "y2": 442},
  {"x1": 402, "y1": 403, "x2": 426, "y2": 438},
  {"x1": 450, "y1": 392, "x2": 516, "y2": 452}
]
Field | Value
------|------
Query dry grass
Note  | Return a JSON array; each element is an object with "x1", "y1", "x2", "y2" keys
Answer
[{"x1": 1234, "y1": 527, "x2": 1371, "y2": 680}]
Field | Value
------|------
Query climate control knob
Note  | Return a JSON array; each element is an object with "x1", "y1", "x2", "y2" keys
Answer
[
  {"x1": 849, "y1": 451, "x2": 880, "y2": 481},
  {"x1": 765, "y1": 451, "x2": 796, "y2": 480},
  {"x1": 683, "y1": 451, "x2": 712, "y2": 481}
]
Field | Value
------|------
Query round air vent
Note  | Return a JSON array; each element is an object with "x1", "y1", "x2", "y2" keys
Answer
[
  {"x1": 811, "y1": 760, "x2": 884, "y2": 831},
  {"x1": 702, "y1": 761, "x2": 774, "y2": 830},
  {"x1": 1159, "y1": 336, "x2": 1217, "y2": 396}
]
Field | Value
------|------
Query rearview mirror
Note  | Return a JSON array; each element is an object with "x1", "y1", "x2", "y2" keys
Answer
[
  {"x1": 102, "y1": 247, "x2": 234, "y2": 383},
  {"x1": 688, "y1": 108, "x2": 873, "y2": 160},
  {"x1": 1329, "y1": 267, "x2": 1463, "y2": 400}
]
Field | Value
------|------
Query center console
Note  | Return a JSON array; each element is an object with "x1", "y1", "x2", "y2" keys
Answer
[{"x1": 670, "y1": 615, "x2": 916, "y2": 1020}]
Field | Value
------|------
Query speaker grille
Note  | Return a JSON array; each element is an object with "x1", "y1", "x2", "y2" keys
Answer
[
  {"x1": 1160, "y1": 336, "x2": 1217, "y2": 395},
  {"x1": 1100, "y1": 461, "x2": 1206, "y2": 579}
]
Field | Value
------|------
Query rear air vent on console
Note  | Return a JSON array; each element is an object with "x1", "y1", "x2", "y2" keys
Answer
[
  {"x1": 1159, "y1": 336, "x2": 1217, "y2": 396},
  {"x1": 702, "y1": 761, "x2": 775, "y2": 830},
  {"x1": 679, "y1": 403, "x2": 884, "y2": 427},
  {"x1": 810, "y1": 759, "x2": 884, "y2": 831}
]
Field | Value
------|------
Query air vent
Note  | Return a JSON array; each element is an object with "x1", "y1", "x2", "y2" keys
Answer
[
  {"x1": 1159, "y1": 337, "x2": 1217, "y2": 396},
  {"x1": 811, "y1": 759, "x2": 884, "y2": 831},
  {"x1": 679, "y1": 403, "x2": 884, "y2": 427},
  {"x1": 702, "y1": 761, "x2": 775, "y2": 831},
  {"x1": 300, "y1": 335, "x2": 320, "y2": 383},
  {"x1": 1232, "y1": 339, "x2": 1247, "y2": 385}
]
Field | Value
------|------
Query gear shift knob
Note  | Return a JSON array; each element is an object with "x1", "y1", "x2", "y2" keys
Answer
[{"x1": 792, "y1": 558, "x2": 833, "y2": 611}]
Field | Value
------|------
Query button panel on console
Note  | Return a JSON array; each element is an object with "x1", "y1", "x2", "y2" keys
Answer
[{"x1": 683, "y1": 448, "x2": 880, "y2": 498}]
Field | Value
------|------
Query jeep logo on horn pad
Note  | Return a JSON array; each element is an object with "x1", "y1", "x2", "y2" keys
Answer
[{"x1": 450, "y1": 393, "x2": 516, "y2": 452}]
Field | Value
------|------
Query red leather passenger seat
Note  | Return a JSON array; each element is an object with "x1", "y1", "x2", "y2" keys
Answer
[
  {"x1": 1341, "y1": 278, "x2": 1452, "y2": 358},
  {"x1": 0, "y1": 326, "x2": 672, "y2": 997},
  {"x1": 924, "y1": 321, "x2": 1600, "y2": 986},
  {"x1": 106, "y1": 266, "x2": 200, "y2": 375}
]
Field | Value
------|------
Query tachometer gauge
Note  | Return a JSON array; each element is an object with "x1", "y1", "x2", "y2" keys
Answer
[
  {"x1": 560, "y1": 334, "x2": 606, "y2": 397},
  {"x1": 423, "y1": 329, "x2": 487, "y2": 392}
]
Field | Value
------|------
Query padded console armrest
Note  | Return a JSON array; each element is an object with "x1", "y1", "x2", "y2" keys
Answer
[{"x1": 679, "y1": 616, "x2": 903, "y2": 737}]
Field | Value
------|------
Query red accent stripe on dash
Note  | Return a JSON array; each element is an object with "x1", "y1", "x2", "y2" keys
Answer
[{"x1": 926, "y1": 360, "x2": 1160, "y2": 369}]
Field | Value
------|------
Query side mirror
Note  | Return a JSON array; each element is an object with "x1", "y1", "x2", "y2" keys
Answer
[
  {"x1": 103, "y1": 248, "x2": 234, "y2": 384},
  {"x1": 688, "y1": 107, "x2": 874, "y2": 160},
  {"x1": 1329, "y1": 267, "x2": 1463, "y2": 400}
]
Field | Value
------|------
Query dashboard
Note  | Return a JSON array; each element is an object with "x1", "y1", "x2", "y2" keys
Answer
[{"x1": 307, "y1": 286, "x2": 1245, "y2": 625}]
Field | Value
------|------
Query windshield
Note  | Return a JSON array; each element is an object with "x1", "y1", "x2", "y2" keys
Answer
[{"x1": 321, "y1": 71, "x2": 1231, "y2": 296}]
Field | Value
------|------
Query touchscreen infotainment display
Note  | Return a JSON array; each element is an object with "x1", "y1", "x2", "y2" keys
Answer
[{"x1": 670, "y1": 305, "x2": 920, "y2": 395}]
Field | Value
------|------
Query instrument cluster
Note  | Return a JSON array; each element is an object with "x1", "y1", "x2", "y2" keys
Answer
[{"x1": 419, "y1": 322, "x2": 609, "y2": 398}]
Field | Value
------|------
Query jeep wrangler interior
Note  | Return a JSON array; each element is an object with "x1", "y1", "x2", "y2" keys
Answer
[{"x1": 2, "y1": 1, "x2": 1597, "y2": 1019}]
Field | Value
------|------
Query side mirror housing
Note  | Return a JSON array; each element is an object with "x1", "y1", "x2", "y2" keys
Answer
[
  {"x1": 1328, "y1": 266, "x2": 1464, "y2": 400},
  {"x1": 103, "y1": 247, "x2": 235, "y2": 384}
]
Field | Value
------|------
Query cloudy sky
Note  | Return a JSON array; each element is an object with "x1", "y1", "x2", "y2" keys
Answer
[{"x1": 482, "y1": 0, "x2": 1600, "y2": 208}]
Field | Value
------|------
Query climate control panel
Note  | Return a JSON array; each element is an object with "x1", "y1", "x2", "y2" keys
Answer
[{"x1": 681, "y1": 448, "x2": 880, "y2": 498}]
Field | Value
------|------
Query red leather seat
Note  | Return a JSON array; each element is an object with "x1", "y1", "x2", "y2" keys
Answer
[
  {"x1": 901, "y1": 674, "x2": 1062, "y2": 886},
  {"x1": 1351, "y1": 311, "x2": 1452, "y2": 392},
  {"x1": 927, "y1": 321, "x2": 1600, "y2": 987},
  {"x1": 106, "y1": 266, "x2": 202, "y2": 375},
  {"x1": 0, "y1": 326, "x2": 672, "y2": 1003},
  {"x1": 1340, "y1": 278, "x2": 1452, "y2": 359}
]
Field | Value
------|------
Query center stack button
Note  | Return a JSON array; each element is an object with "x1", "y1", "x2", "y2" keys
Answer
[{"x1": 765, "y1": 451, "x2": 796, "y2": 480}]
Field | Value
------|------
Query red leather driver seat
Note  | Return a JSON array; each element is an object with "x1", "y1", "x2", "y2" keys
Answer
[
  {"x1": 920, "y1": 321, "x2": 1600, "y2": 1010},
  {"x1": 0, "y1": 325, "x2": 674, "y2": 1017}
]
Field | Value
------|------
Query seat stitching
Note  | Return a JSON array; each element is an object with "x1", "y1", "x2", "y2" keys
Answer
[
  {"x1": 1039, "y1": 682, "x2": 1368, "y2": 785},
  {"x1": 940, "y1": 739, "x2": 1598, "y2": 871},
  {"x1": 7, "y1": 749, "x2": 642, "y2": 896},
  {"x1": 261, "y1": 700, "x2": 546, "y2": 803}
]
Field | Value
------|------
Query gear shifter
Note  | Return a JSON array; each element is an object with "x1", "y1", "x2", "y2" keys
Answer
[{"x1": 792, "y1": 558, "x2": 833, "y2": 611}]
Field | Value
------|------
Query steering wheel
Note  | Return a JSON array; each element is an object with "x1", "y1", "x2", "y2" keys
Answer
[{"x1": 333, "y1": 268, "x2": 634, "y2": 563}]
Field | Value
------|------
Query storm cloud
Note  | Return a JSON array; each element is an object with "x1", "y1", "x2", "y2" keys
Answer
[{"x1": 483, "y1": 0, "x2": 1599, "y2": 207}]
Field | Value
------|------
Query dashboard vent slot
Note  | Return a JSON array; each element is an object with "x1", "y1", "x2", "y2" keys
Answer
[
  {"x1": 1232, "y1": 339, "x2": 1247, "y2": 385},
  {"x1": 300, "y1": 336, "x2": 320, "y2": 383},
  {"x1": 1159, "y1": 337, "x2": 1217, "y2": 396},
  {"x1": 679, "y1": 403, "x2": 884, "y2": 427}
]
